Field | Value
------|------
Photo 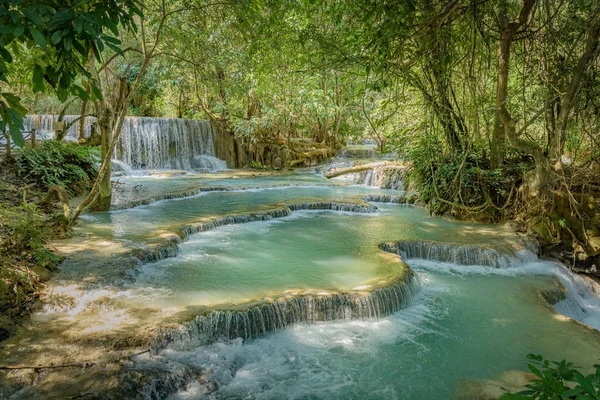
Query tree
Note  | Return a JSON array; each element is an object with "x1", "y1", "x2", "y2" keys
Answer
[{"x1": 0, "y1": 0, "x2": 141, "y2": 147}]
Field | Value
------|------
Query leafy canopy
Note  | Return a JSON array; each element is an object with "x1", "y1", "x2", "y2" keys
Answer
[{"x1": 0, "y1": 0, "x2": 141, "y2": 146}]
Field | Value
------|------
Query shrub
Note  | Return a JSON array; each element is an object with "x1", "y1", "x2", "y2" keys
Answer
[
  {"x1": 12, "y1": 141, "x2": 99, "y2": 195},
  {"x1": 501, "y1": 354, "x2": 600, "y2": 399}
]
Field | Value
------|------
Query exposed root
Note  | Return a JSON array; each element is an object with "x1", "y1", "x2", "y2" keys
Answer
[{"x1": 39, "y1": 185, "x2": 71, "y2": 218}]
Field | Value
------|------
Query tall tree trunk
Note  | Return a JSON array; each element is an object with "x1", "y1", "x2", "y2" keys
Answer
[
  {"x1": 78, "y1": 99, "x2": 88, "y2": 141},
  {"x1": 88, "y1": 118, "x2": 112, "y2": 211},
  {"x1": 496, "y1": 0, "x2": 549, "y2": 193},
  {"x1": 548, "y1": 9, "x2": 600, "y2": 169},
  {"x1": 491, "y1": 0, "x2": 509, "y2": 168}
]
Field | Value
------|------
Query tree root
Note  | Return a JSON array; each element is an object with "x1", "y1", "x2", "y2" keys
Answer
[{"x1": 39, "y1": 185, "x2": 71, "y2": 218}]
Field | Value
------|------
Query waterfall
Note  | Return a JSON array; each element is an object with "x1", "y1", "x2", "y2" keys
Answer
[
  {"x1": 190, "y1": 155, "x2": 228, "y2": 172},
  {"x1": 114, "y1": 117, "x2": 216, "y2": 170},
  {"x1": 24, "y1": 115, "x2": 224, "y2": 172},
  {"x1": 379, "y1": 240, "x2": 539, "y2": 268},
  {"x1": 546, "y1": 266, "x2": 600, "y2": 331},
  {"x1": 336, "y1": 148, "x2": 377, "y2": 159},
  {"x1": 151, "y1": 275, "x2": 418, "y2": 351},
  {"x1": 380, "y1": 238, "x2": 600, "y2": 331},
  {"x1": 23, "y1": 114, "x2": 96, "y2": 140},
  {"x1": 353, "y1": 165, "x2": 405, "y2": 190}
]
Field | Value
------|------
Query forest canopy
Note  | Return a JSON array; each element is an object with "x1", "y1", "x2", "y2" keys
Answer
[{"x1": 1, "y1": 0, "x2": 599, "y2": 233}]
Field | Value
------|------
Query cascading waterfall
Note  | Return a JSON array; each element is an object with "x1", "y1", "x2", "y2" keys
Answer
[
  {"x1": 23, "y1": 115, "x2": 226, "y2": 172},
  {"x1": 381, "y1": 239, "x2": 600, "y2": 332},
  {"x1": 336, "y1": 148, "x2": 377, "y2": 158},
  {"x1": 114, "y1": 117, "x2": 217, "y2": 170},
  {"x1": 544, "y1": 265, "x2": 600, "y2": 331},
  {"x1": 379, "y1": 240, "x2": 538, "y2": 268},
  {"x1": 152, "y1": 274, "x2": 418, "y2": 351},
  {"x1": 353, "y1": 165, "x2": 405, "y2": 190},
  {"x1": 23, "y1": 114, "x2": 97, "y2": 140}
]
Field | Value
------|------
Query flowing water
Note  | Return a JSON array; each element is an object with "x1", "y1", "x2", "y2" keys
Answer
[
  {"x1": 5, "y1": 132, "x2": 600, "y2": 399},
  {"x1": 23, "y1": 115, "x2": 223, "y2": 172},
  {"x1": 68, "y1": 171, "x2": 600, "y2": 398}
]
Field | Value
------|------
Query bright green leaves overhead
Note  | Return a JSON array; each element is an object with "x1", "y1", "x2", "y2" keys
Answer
[
  {"x1": 0, "y1": 91, "x2": 27, "y2": 146},
  {"x1": 0, "y1": 0, "x2": 142, "y2": 146}
]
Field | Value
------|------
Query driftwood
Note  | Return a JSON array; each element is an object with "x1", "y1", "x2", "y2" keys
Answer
[
  {"x1": 39, "y1": 185, "x2": 71, "y2": 217},
  {"x1": 325, "y1": 161, "x2": 404, "y2": 179}
]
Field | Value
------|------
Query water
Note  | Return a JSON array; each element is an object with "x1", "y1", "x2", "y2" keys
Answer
[
  {"x1": 114, "y1": 117, "x2": 216, "y2": 171},
  {"x1": 23, "y1": 115, "x2": 224, "y2": 172},
  {"x1": 80, "y1": 184, "x2": 405, "y2": 242},
  {"x1": 33, "y1": 172, "x2": 600, "y2": 398},
  {"x1": 75, "y1": 185, "x2": 599, "y2": 398},
  {"x1": 135, "y1": 268, "x2": 600, "y2": 399},
  {"x1": 23, "y1": 114, "x2": 97, "y2": 140}
]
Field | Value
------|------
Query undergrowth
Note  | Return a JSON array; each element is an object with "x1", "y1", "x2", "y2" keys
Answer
[
  {"x1": 406, "y1": 143, "x2": 531, "y2": 222},
  {"x1": 12, "y1": 141, "x2": 99, "y2": 195}
]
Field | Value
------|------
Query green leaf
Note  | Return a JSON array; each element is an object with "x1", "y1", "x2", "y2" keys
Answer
[
  {"x1": 91, "y1": 84, "x2": 102, "y2": 100},
  {"x1": 0, "y1": 47, "x2": 12, "y2": 63},
  {"x1": 527, "y1": 364, "x2": 543, "y2": 378},
  {"x1": 22, "y1": 8, "x2": 44, "y2": 27},
  {"x1": 32, "y1": 64, "x2": 45, "y2": 92},
  {"x1": 73, "y1": 18, "x2": 83, "y2": 33},
  {"x1": 13, "y1": 25, "x2": 25, "y2": 38},
  {"x1": 51, "y1": 30, "x2": 62, "y2": 45},
  {"x1": 28, "y1": 26, "x2": 47, "y2": 49}
]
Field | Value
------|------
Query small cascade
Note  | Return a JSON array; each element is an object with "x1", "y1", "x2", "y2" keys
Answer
[
  {"x1": 546, "y1": 266, "x2": 600, "y2": 331},
  {"x1": 379, "y1": 240, "x2": 538, "y2": 268},
  {"x1": 363, "y1": 194, "x2": 409, "y2": 204},
  {"x1": 190, "y1": 155, "x2": 228, "y2": 171},
  {"x1": 152, "y1": 275, "x2": 418, "y2": 351},
  {"x1": 135, "y1": 202, "x2": 377, "y2": 264},
  {"x1": 336, "y1": 148, "x2": 377, "y2": 159},
  {"x1": 286, "y1": 202, "x2": 377, "y2": 213},
  {"x1": 353, "y1": 165, "x2": 405, "y2": 190}
]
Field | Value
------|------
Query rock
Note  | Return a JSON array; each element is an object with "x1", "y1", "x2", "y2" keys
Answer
[
  {"x1": 586, "y1": 236, "x2": 600, "y2": 257},
  {"x1": 149, "y1": 170, "x2": 187, "y2": 178},
  {"x1": 456, "y1": 370, "x2": 536, "y2": 400}
]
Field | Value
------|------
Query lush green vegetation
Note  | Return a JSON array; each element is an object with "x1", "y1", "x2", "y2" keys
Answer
[
  {"x1": 13, "y1": 141, "x2": 98, "y2": 195},
  {"x1": 502, "y1": 354, "x2": 600, "y2": 399}
]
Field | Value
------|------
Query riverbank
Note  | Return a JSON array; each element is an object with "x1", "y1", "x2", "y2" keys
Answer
[{"x1": 0, "y1": 160, "x2": 63, "y2": 341}]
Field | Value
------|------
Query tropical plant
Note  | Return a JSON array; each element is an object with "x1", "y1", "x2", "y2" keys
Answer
[
  {"x1": 12, "y1": 141, "x2": 99, "y2": 195},
  {"x1": 501, "y1": 354, "x2": 600, "y2": 399}
]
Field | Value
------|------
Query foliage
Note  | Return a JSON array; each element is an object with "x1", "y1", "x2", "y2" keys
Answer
[
  {"x1": 0, "y1": 0, "x2": 141, "y2": 146},
  {"x1": 12, "y1": 141, "x2": 99, "y2": 195},
  {"x1": 407, "y1": 138, "x2": 530, "y2": 220},
  {"x1": 501, "y1": 354, "x2": 600, "y2": 399},
  {"x1": 0, "y1": 203, "x2": 59, "y2": 267}
]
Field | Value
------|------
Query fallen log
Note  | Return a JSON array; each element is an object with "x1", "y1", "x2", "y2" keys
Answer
[{"x1": 325, "y1": 161, "x2": 404, "y2": 179}]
